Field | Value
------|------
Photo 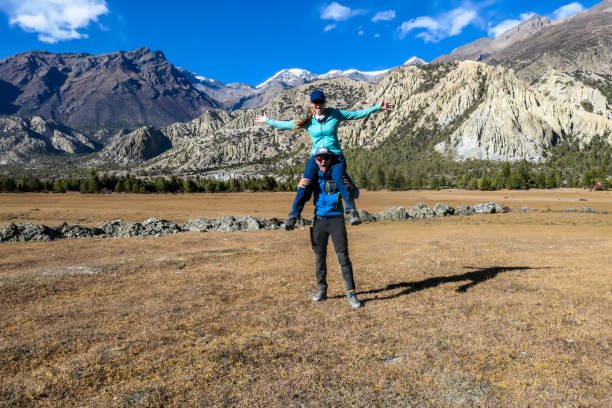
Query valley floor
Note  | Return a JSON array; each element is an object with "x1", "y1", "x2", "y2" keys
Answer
[{"x1": 0, "y1": 190, "x2": 610, "y2": 406}]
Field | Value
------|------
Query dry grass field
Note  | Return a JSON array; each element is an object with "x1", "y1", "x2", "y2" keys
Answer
[{"x1": 1, "y1": 190, "x2": 610, "y2": 407}]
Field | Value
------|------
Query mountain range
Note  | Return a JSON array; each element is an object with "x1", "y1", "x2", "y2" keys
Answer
[{"x1": 0, "y1": 0, "x2": 610, "y2": 177}]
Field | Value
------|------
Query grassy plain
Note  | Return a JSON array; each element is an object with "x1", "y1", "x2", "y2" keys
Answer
[{"x1": 0, "y1": 190, "x2": 610, "y2": 406}]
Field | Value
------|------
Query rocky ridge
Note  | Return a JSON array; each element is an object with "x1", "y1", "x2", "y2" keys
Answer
[
  {"x1": 0, "y1": 115, "x2": 97, "y2": 164},
  {"x1": 135, "y1": 61, "x2": 612, "y2": 174},
  {"x1": 0, "y1": 202, "x2": 506, "y2": 243},
  {"x1": 436, "y1": 15, "x2": 552, "y2": 63}
]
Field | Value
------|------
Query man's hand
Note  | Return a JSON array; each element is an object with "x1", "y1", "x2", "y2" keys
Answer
[
  {"x1": 297, "y1": 178, "x2": 311, "y2": 188},
  {"x1": 254, "y1": 112, "x2": 268, "y2": 124}
]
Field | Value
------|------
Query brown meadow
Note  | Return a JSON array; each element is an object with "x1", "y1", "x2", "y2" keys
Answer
[{"x1": 0, "y1": 190, "x2": 610, "y2": 406}]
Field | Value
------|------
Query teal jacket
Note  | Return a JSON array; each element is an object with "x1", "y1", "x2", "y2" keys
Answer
[{"x1": 265, "y1": 105, "x2": 381, "y2": 156}]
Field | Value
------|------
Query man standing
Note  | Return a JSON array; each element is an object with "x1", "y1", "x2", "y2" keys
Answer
[{"x1": 298, "y1": 146, "x2": 364, "y2": 309}]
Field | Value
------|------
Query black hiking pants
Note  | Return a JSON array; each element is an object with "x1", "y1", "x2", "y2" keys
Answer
[{"x1": 310, "y1": 215, "x2": 355, "y2": 292}]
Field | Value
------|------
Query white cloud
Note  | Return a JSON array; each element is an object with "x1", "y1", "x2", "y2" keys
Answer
[
  {"x1": 487, "y1": 12, "x2": 535, "y2": 37},
  {"x1": 552, "y1": 2, "x2": 584, "y2": 20},
  {"x1": 398, "y1": 7, "x2": 477, "y2": 43},
  {"x1": 372, "y1": 10, "x2": 395, "y2": 22},
  {"x1": 0, "y1": 0, "x2": 108, "y2": 43},
  {"x1": 321, "y1": 2, "x2": 367, "y2": 21},
  {"x1": 357, "y1": 29, "x2": 364, "y2": 36},
  {"x1": 324, "y1": 24, "x2": 336, "y2": 32},
  {"x1": 374, "y1": 33, "x2": 381, "y2": 38}
]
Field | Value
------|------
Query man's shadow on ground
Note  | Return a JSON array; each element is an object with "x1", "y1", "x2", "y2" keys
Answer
[{"x1": 334, "y1": 266, "x2": 547, "y2": 304}]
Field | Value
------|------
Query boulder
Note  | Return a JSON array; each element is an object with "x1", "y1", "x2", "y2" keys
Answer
[
  {"x1": 58, "y1": 223, "x2": 105, "y2": 239},
  {"x1": 141, "y1": 218, "x2": 182, "y2": 235},
  {"x1": 0, "y1": 223, "x2": 58, "y2": 242},
  {"x1": 96, "y1": 220, "x2": 125, "y2": 237},
  {"x1": 432, "y1": 203, "x2": 455, "y2": 217},
  {"x1": 455, "y1": 205, "x2": 475, "y2": 216},
  {"x1": 356, "y1": 209, "x2": 376, "y2": 223},
  {"x1": 407, "y1": 203, "x2": 435, "y2": 219},
  {"x1": 377, "y1": 206, "x2": 409, "y2": 221},
  {"x1": 473, "y1": 202, "x2": 504, "y2": 214},
  {"x1": 0, "y1": 224, "x2": 19, "y2": 242}
]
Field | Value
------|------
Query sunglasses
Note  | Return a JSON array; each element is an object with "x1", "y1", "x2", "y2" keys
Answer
[{"x1": 315, "y1": 156, "x2": 332, "y2": 162}]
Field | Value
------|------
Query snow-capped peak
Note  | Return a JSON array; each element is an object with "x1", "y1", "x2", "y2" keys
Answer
[
  {"x1": 404, "y1": 56, "x2": 426, "y2": 66},
  {"x1": 256, "y1": 68, "x2": 315, "y2": 89},
  {"x1": 318, "y1": 68, "x2": 390, "y2": 82}
]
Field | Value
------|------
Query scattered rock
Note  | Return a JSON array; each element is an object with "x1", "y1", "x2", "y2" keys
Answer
[
  {"x1": 377, "y1": 206, "x2": 409, "y2": 221},
  {"x1": 473, "y1": 202, "x2": 505, "y2": 214},
  {"x1": 0, "y1": 224, "x2": 19, "y2": 242},
  {"x1": 141, "y1": 218, "x2": 182, "y2": 235},
  {"x1": 0, "y1": 201, "x2": 516, "y2": 243},
  {"x1": 0, "y1": 223, "x2": 58, "y2": 242},
  {"x1": 355, "y1": 209, "x2": 376, "y2": 223},
  {"x1": 454, "y1": 205, "x2": 475, "y2": 216},
  {"x1": 58, "y1": 223, "x2": 104, "y2": 239},
  {"x1": 382, "y1": 356, "x2": 403, "y2": 366},
  {"x1": 432, "y1": 203, "x2": 455, "y2": 217},
  {"x1": 181, "y1": 217, "x2": 216, "y2": 232},
  {"x1": 407, "y1": 203, "x2": 435, "y2": 219},
  {"x1": 95, "y1": 219, "x2": 125, "y2": 236}
]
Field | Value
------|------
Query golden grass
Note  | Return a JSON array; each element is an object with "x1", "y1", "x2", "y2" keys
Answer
[{"x1": 0, "y1": 191, "x2": 611, "y2": 406}]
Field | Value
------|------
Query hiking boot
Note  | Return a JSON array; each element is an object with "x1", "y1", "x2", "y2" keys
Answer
[
  {"x1": 349, "y1": 210, "x2": 362, "y2": 226},
  {"x1": 312, "y1": 287, "x2": 327, "y2": 302},
  {"x1": 346, "y1": 291, "x2": 363, "y2": 308},
  {"x1": 284, "y1": 217, "x2": 297, "y2": 231}
]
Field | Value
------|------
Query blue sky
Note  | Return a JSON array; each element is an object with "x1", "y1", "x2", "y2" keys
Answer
[{"x1": 0, "y1": 0, "x2": 601, "y2": 86}]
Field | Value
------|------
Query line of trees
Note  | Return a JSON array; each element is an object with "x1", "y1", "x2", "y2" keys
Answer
[
  {"x1": 1, "y1": 159, "x2": 608, "y2": 194},
  {"x1": 348, "y1": 161, "x2": 609, "y2": 191},
  {"x1": 0, "y1": 173, "x2": 295, "y2": 194}
]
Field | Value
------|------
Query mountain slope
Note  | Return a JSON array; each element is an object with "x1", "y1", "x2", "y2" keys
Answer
[
  {"x1": 433, "y1": 1, "x2": 612, "y2": 83},
  {"x1": 0, "y1": 48, "x2": 219, "y2": 130},
  {"x1": 435, "y1": 15, "x2": 552, "y2": 63},
  {"x1": 135, "y1": 62, "x2": 611, "y2": 176},
  {"x1": 488, "y1": 0, "x2": 612, "y2": 82}
]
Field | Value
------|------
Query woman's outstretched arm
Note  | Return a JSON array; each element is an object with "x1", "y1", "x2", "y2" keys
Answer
[
  {"x1": 336, "y1": 99, "x2": 394, "y2": 120},
  {"x1": 255, "y1": 112, "x2": 296, "y2": 130}
]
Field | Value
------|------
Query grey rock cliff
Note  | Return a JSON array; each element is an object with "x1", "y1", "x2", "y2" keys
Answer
[{"x1": 0, "y1": 115, "x2": 96, "y2": 164}]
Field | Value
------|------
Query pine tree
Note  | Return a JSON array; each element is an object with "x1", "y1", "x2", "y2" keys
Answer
[{"x1": 52, "y1": 179, "x2": 65, "y2": 193}]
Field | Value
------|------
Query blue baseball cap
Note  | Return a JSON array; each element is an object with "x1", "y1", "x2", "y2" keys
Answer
[{"x1": 310, "y1": 90, "x2": 326, "y2": 103}]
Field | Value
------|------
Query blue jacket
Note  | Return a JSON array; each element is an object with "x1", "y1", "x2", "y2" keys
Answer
[
  {"x1": 266, "y1": 105, "x2": 381, "y2": 156},
  {"x1": 313, "y1": 169, "x2": 344, "y2": 217}
]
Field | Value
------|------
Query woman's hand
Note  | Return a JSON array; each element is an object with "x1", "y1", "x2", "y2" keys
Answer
[
  {"x1": 379, "y1": 100, "x2": 394, "y2": 111},
  {"x1": 297, "y1": 178, "x2": 311, "y2": 188},
  {"x1": 254, "y1": 112, "x2": 268, "y2": 124}
]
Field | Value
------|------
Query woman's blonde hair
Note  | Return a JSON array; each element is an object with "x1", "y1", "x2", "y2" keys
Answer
[{"x1": 292, "y1": 106, "x2": 315, "y2": 133}]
